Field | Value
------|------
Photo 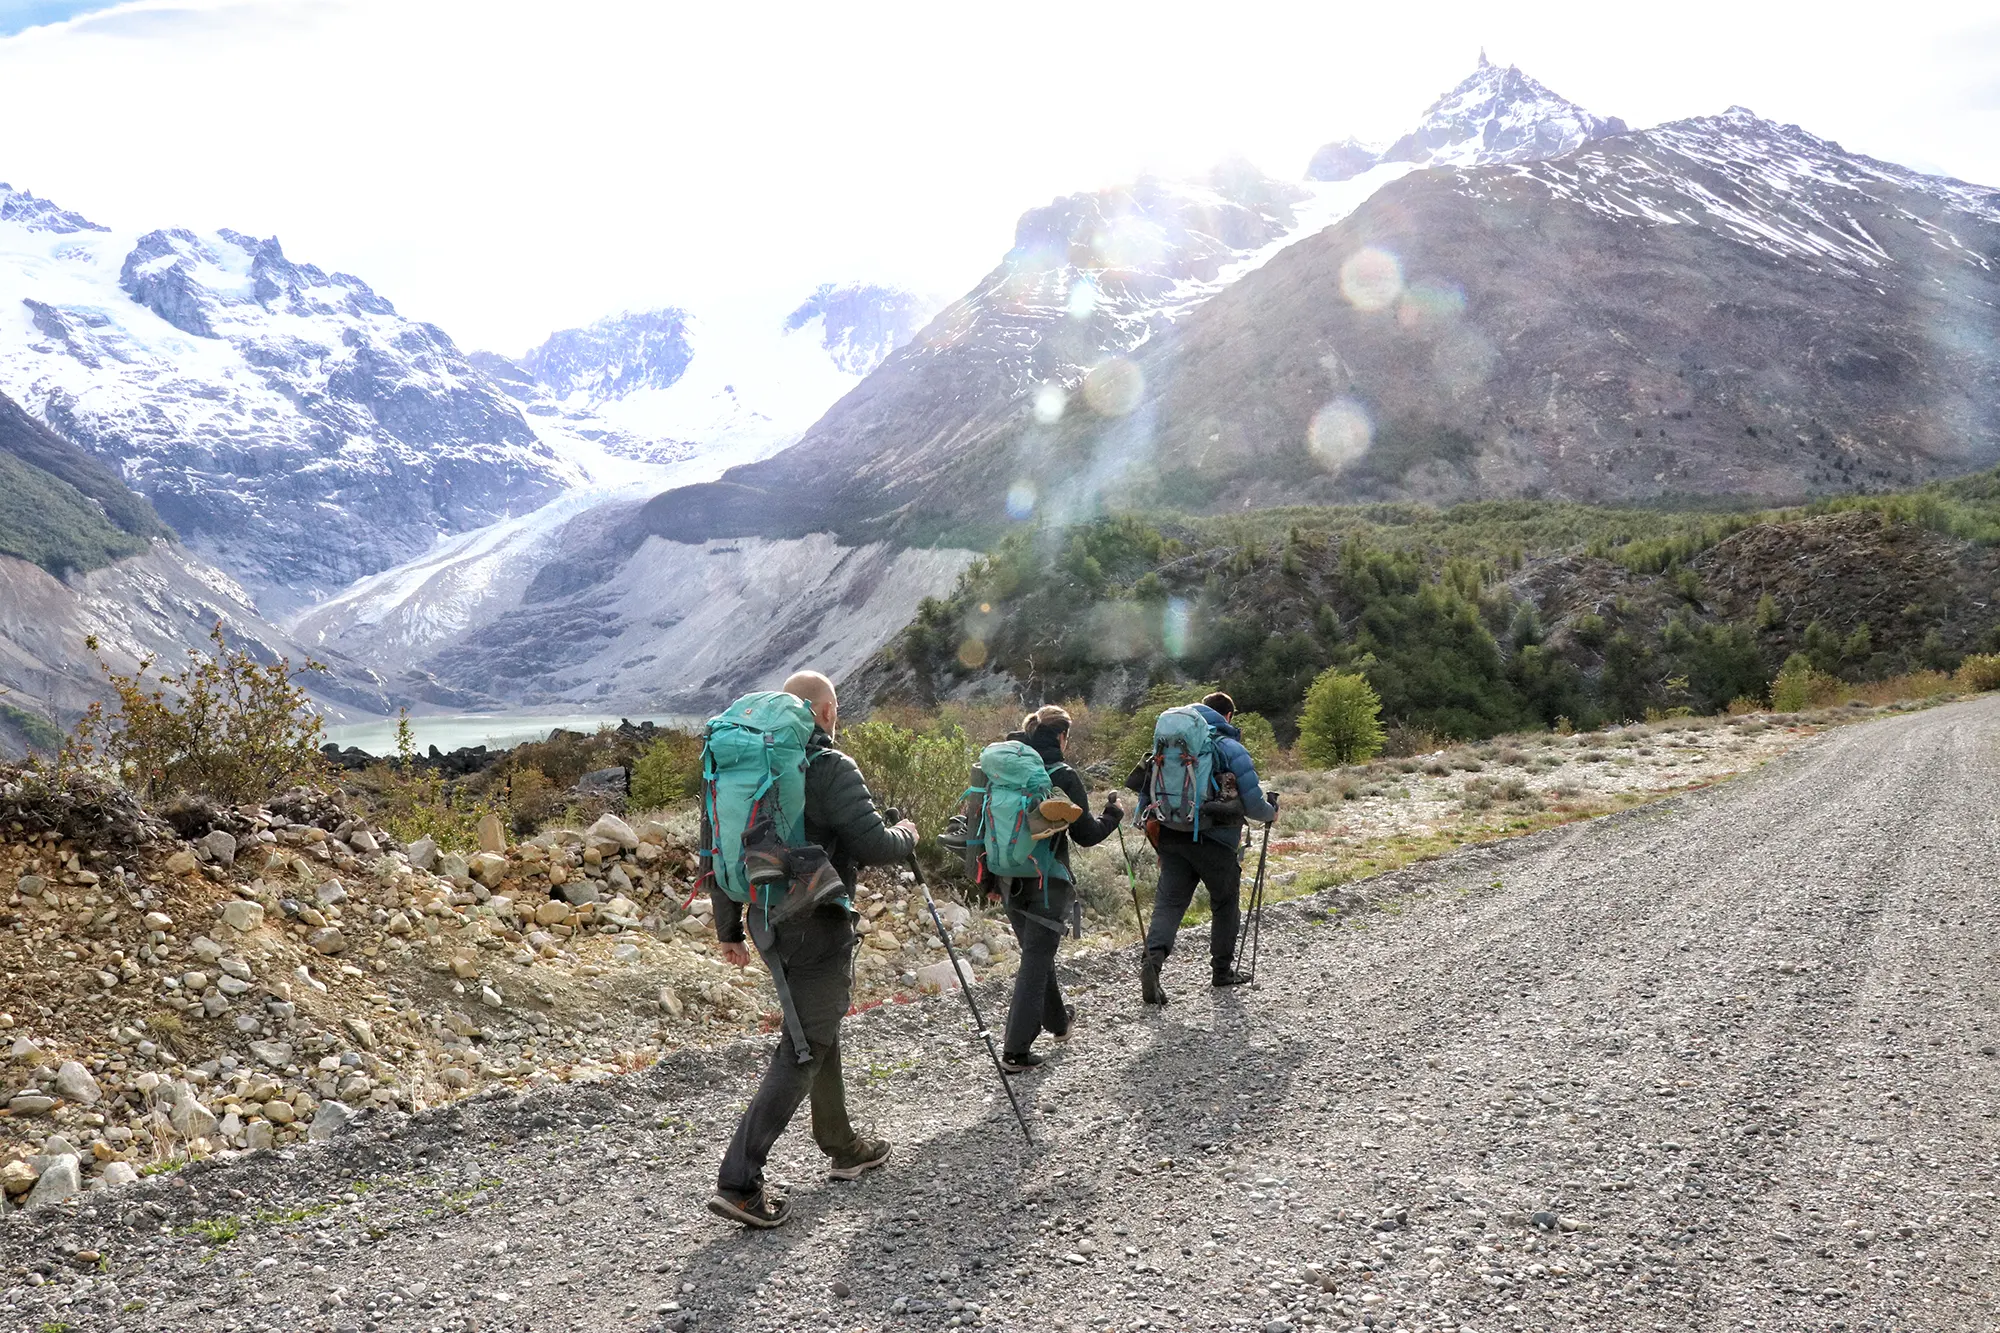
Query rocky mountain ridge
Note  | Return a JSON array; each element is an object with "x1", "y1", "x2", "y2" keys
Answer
[
  {"x1": 0, "y1": 191, "x2": 589, "y2": 614},
  {"x1": 1307, "y1": 52, "x2": 1629, "y2": 180}
]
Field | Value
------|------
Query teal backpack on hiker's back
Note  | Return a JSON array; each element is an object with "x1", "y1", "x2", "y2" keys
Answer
[
  {"x1": 700, "y1": 691, "x2": 817, "y2": 904},
  {"x1": 977, "y1": 739, "x2": 1071, "y2": 886},
  {"x1": 1146, "y1": 704, "x2": 1219, "y2": 836}
]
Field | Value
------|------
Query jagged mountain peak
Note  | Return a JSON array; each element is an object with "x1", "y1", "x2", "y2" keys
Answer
[
  {"x1": 1307, "y1": 58, "x2": 1627, "y2": 181},
  {"x1": 518, "y1": 307, "x2": 695, "y2": 405},
  {"x1": 0, "y1": 183, "x2": 106, "y2": 236},
  {"x1": 783, "y1": 283, "x2": 931, "y2": 377}
]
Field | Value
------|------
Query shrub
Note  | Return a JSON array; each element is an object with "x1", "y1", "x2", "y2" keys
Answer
[
  {"x1": 629, "y1": 729, "x2": 704, "y2": 809},
  {"x1": 1231, "y1": 710, "x2": 1280, "y2": 772},
  {"x1": 1956, "y1": 653, "x2": 2000, "y2": 693},
  {"x1": 372, "y1": 714, "x2": 496, "y2": 851},
  {"x1": 1296, "y1": 669, "x2": 1385, "y2": 767},
  {"x1": 68, "y1": 624, "x2": 326, "y2": 803},
  {"x1": 837, "y1": 719, "x2": 976, "y2": 847},
  {"x1": 1770, "y1": 653, "x2": 1842, "y2": 712}
]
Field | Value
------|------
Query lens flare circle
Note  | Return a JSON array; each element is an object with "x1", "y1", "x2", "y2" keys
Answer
[
  {"x1": 1163, "y1": 597, "x2": 1192, "y2": 659},
  {"x1": 1083, "y1": 357, "x2": 1144, "y2": 417},
  {"x1": 1032, "y1": 383, "x2": 1066, "y2": 425},
  {"x1": 957, "y1": 638, "x2": 988, "y2": 669},
  {"x1": 1006, "y1": 481, "x2": 1037, "y2": 519},
  {"x1": 1308, "y1": 398, "x2": 1373, "y2": 469},
  {"x1": 1066, "y1": 276, "x2": 1098, "y2": 321},
  {"x1": 1340, "y1": 246, "x2": 1404, "y2": 312}
]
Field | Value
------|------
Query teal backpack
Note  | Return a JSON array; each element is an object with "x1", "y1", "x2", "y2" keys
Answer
[
  {"x1": 977, "y1": 740, "x2": 1071, "y2": 888},
  {"x1": 699, "y1": 691, "x2": 817, "y2": 905},
  {"x1": 1145, "y1": 705, "x2": 1219, "y2": 836}
]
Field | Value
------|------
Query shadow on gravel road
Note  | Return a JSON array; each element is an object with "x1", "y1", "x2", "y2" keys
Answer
[{"x1": 663, "y1": 1109, "x2": 1052, "y2": 1331}]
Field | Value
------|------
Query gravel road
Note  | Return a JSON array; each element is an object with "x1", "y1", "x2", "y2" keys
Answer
[{"x1": 6, "y1": 697, "x2": 1996, "y2": 1333}]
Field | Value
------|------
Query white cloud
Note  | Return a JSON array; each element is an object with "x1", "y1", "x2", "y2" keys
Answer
[{"x1": 1, "y1": 0, "x2": 1993, "y2": 353}]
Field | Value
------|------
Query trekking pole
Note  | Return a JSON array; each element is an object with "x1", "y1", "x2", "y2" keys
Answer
[
  {"x1": 908, "y1": 856, "x2": 1034, "y2": 1147},
  {"x1": 1114, "y1": 824, "x2": 1147, "y2": 934},
  {"x1": 1234, "y1": 809, "x2": 1276, "y2": 982}
]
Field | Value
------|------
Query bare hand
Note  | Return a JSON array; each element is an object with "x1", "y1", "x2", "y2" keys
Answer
[
  {"x1": 718, "y1": 941, "x2": 751, "y2": 967},
  {"x1": 894, "y1": 819, "x2": 918, "y2": 841}
]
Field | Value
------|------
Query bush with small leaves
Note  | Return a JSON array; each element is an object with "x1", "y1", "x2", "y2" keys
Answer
[
  {"x1": 1296, "y1": 668, "x2": 1386, "y2": 767},
  {"x1": 1956, "y1": 653, "x2": 2000, "y2": 693}
]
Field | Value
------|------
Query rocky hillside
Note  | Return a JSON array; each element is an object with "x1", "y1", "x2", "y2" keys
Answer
[
  {"x1": 865, "y1": 475, "x2": 2000, "y2": 735},
  {"x1": 615, "y1": 72, "x2": 2000, "y2": 552},
  {"x1": 0, "y1": 185, "x2": 590, "y2": 613},
  {"x1": 0, "y1": 771, "x2": 1029, "y2": 1210},
  {"x1": 0, "y1": 389, "x2": 166, "y2": 578},
  {"x1": 0, "y1": 388, "x2": 389, "y2": 751}
]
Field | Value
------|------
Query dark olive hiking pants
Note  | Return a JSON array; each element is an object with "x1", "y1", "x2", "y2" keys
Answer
[
  {"x1": 717, "y1": 905, "x2": 860, "y2": 1195},
  {"x1": 999, "y1": 878, "x2": 1072, "y2": 1055},
  {"x1": 1144, "y1": 830, "x2": 1242, "y2": 973}
]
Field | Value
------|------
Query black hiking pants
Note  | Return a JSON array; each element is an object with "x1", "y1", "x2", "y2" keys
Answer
[
  {"x1": 1144, "y1": 831, "x2": 1242, "y2": 973},
  {"x1": 999, "y1": 879, "x2": 1072, "y2": 1055},
  {"x1": 717, "y1": 905, "x2": 860, "y2": 1195}
]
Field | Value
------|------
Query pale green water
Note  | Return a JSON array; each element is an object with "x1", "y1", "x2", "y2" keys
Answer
[{"x1": 322, "y1": 713, "x2": 700, "y2": 757}]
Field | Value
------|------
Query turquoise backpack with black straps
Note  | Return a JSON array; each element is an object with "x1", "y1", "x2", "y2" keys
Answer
[
  {"x1": 977, "y1": 739, "x2": 1072, "y2": 887},
  {"x1": 1146, "y1": 704, "x2": 1220, "y2": 837},
  {"x1": 700, "y1": 691, "x2": 817, "y2": 904}
]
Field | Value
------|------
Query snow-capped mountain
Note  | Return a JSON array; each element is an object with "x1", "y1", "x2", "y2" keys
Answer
[
  {"x1": 472, "y1": 286, "x2": 933, "y2": 469},
  {"x1": 287, "y1": 284, "x2": 938, "y2": 688},
  {"x1": 1307, "y1": 53, "x2": 1628, "y2": 181},
  {"x1": 1049, "y1": 106, "x2": 2000, "y2": 510},
  {"x1": 0, "y1": 184, "x2": 583, "y2": 614}
]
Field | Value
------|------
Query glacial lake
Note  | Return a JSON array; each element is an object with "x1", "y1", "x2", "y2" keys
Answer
[{"x1": 321, "y1": 713, "x2": 700, "y2": 757}]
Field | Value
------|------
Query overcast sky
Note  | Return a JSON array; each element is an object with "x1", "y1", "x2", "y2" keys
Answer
[{"x1": 0, "y1": 0, "x2": 1995, "y2": 354}]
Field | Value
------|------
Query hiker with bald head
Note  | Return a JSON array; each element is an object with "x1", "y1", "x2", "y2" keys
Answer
[{"x1": 700, "y1": 669, "x2": 918, "y2": 1229}]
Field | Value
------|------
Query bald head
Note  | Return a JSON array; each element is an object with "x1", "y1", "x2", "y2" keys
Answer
[{"x1": 782, "y1": 670, "x2": 838, "y2": 735}]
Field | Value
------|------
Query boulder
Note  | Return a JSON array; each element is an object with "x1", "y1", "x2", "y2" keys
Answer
[
  {"x1": 308, "y1": 1100, "x2": 354, "y2": 1143},
  {"x1": 101, "y1": 1160, "x2": 140, "y2": 1187},
  {"x1": 468, "y1": 853, "x2": 508, "y2": 887},
  {"x1": 142, "y1": 911, "x2": 173, "y2": 932},
  {"x1": 476, "y1": 813, "x2": 508, "y2": 854},
  {"x1": 586, "y1": 813, "x2": 639, "y2": 851},
  {"x1": 164, "y1": 850, "x2": 198, "y2": 875},
  {"x1": 199, "y1": 829, "x2": 237, "y2": 867},
  {"x1": 53, "y1": 1061, "x2": 100, "y2": 1106},
  {"x1": 315, "y1": 878, "x2": 347, "y2": 905},
  {"x1": 23, "y1": 1154, "x2": 79, "y2": 1208},
  {"x1": 307, "y1": 927, "x2": 348, "y2": 956},
  {"x1": 917, "y1": 958, "x2": 976, "y2": 993},
  {"x1": 0, "y1": 1159, "x2": 37, "y2": 1195},
  {"x1": 248, "y1": 1040, "x2": 294, "y2": 1068},
  {"x1": 405, "y1": 836, "x2": 439, "y2": 871},
  {"x1": 219, "y1": 900, "x2": 265, "y2": 932},
  {"x1": 347, "y1": 827, "x2": 379, "y2": 855}
]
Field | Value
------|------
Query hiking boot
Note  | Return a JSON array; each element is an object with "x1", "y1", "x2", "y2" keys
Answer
[
  {"x1": 827, "y1": 1136, "x2": 892, "y2": 1181},
  {"x1": 741, "y1": 842, "x2": 790, "y2": 890},
  {"x1": 1038, "y1": 795, "x2": 1084, "y2": 824},
  {"x1": 1046, "y1": 1002, "x2": 1076, "y2": 1041},
  {"x1": 706, "y1": 1183, "x2": 791, "y2": 1229},
  {"x1": 1141, "y1": 954, "x2": 1170, "y2": 1007},
  {"x1": 1000, "y1": 1049, "x2": 1045, "y2": 1073},
  {"x1": 765, "y1": 848, "x2": 847, "y2": 926},
  {"x1": 1212, "y1": 966, "x2": 1254, "y2": 988}
]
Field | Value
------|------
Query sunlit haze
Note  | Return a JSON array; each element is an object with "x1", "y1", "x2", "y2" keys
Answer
[{"x1": 0, "y1": 0, "x2": 1994, "y2": 352}]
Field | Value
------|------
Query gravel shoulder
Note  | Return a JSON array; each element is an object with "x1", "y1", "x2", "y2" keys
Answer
[{"x1": 5, "y1": 695, "x2": 1997, "y2": 1333}]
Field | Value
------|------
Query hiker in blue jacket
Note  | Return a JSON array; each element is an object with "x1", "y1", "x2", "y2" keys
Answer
[{"x1": 1125, "y1": 691, "x2": 1277, "y2": 1006}]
